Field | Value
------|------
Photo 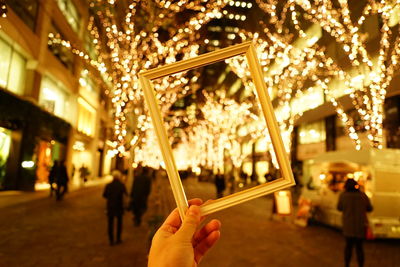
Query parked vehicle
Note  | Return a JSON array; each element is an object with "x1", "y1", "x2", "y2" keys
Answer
[{"x1": 301, "y1": 148, "x2": 400, "y2": 238}]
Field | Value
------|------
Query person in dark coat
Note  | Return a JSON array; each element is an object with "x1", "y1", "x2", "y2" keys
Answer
[
  {"x1": 214, "y1": 173, "x2": 226, "y2": 198},
  {"x1": 337, "y1": 179, "x2": 373, "y2": 267},
  {"x1": 103, "y1": 170, "x2": 127, "y2": 245},
  {"x1": 48, "y1": 160, "x2": 58, "y2": 197},
  {"x1": 56, "y1": 160, "x2": 69, "y2": 201},
  {"x1": 130, "y1": 166, "x2": 152, "y2": 226}
]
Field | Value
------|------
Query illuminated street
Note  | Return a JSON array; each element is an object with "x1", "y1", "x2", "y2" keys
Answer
[
  {"x1": 1, "y1": 1, "x2": 400, "y2": 267},
  {"x1": 1, "y1": 177, "x2": 399, "y2": 267}
]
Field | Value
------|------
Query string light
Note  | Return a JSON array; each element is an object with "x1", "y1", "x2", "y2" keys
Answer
[
  {"x1": 251, "y1": 0, "x2": 400, "y2": 149},
  {"x1": 46, "y1": 0, "x2": 399, "y2": 170},
  {"x1": 0, "y1": 1, "x2": 7, "y2": 20}
]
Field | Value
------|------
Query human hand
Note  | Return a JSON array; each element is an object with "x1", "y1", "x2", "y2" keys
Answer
[{"x1": 148, "y1": 199, "x2": 221, "y2": 267}]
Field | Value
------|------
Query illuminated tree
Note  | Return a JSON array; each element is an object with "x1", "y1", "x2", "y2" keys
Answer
[
  {"x1": 250, "y1": 0, "x2": 400, "y2": 149},
  {"x1": 48, "y1": 0, "x2": 400, "y2": 174},
  {"x1": 50, "y1": 1, "x2": 230, "y2": 162}
]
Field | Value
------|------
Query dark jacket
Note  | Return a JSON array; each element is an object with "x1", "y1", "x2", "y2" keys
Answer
[
  {"x1": 49, "y1": 164, "x2": 58, "y2": 184},
  {"x1": 215, "y1": 174, "x2": 226, "y2": 192},
  {"x1": 130, "y1": 170, "x2": 152, "y2": 213},
  {"x1": 103, "y1": 179, "x2": 127, "y2": 216},
  {"x1": 337, "y1": 191, "x2": 373, "y2": 238},
  {"x1": 56, "y1": 164, "x2": 69, "y2": 186}
]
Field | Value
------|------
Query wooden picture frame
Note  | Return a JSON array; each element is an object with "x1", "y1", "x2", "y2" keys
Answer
[{"x1": 139, "y1": 41, "x2": 295, "y2": 220}]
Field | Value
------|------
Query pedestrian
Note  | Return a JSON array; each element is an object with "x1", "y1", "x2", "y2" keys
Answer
[
  {"x1": 56, "y1": 160, "x2": 69, "y2": 201},
  {"x1": 337, "y1": 179, "x2": 373, "y2": 267},
  {"x1": 71, "y1": 164, "x2": 75, "y2": 179},
  {"x1": 214, "y1": 172, "x2": 225, "y2": 198},
  {"x1": 48, "y1": 160, "x2": 58, "y2": 197},
  {"x1": 79, "y1": 164, "x2": 90, "y2": 185},
  {"x1": 129, "y1": 165, "x2": 152, "y2": 226},
  {"x1": 103, "y1": 170, "x2": 127, "y2": 246}
]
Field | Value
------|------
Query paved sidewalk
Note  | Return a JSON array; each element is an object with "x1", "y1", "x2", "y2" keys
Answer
[
  {"x1": 0, "y1": 176, "x2": 112, "y2": 209},
  {"x1": 0, "y1": 186, "x2": 151, "y2": 266}
]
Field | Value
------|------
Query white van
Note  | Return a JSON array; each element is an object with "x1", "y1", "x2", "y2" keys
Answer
[{"x1": 301, "y1": 148, "x2": 400, "y2": 238}]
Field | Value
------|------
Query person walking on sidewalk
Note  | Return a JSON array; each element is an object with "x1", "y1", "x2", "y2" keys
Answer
[
  {"x1": 79, "y1": 164, "x2": 90, "y2": 185},
  {"x1": 56, "y1": 160, "x2": 69, "y2": 201},
  {"x1": 48, "y1": 160, "x2": 58, "y2": 197},
  {"x1": 129, "y1": 165, "x2": 152, "y2": 226},
  {"x1": 214, "y1": 172, "x2": 225, "y2": 198},
  {"x1": 337, "y1": 178, "x2": 373, "y2": 267},
  {"x1": 103, "y1": 170, "x2": 127, "y2": 246}
]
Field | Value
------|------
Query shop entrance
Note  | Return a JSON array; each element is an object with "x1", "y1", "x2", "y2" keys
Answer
[{"x1": 35, "y1": 140, "x2": 65, "y2": 190}]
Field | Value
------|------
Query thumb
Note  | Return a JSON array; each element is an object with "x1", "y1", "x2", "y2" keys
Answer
[{"x1": 176, "y1": 205, "x2": 201, "y2": 242}]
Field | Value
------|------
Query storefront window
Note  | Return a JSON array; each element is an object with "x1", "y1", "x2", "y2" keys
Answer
[
  {"x1": 34, "y1": 140, "x2": 66, "y2": 190},
  {"x1": 0, "y1": 127, "x2": 11, "y2": 189},
  {"x1": 7, "y1": 0, "x2": 39, "y2": 31},
  {"x1": 77, "y1": 97, "x2": 96, "y2": 137},
  {"x1": 298, "y1": 120, "x2": 326, "y2": 144},
  {"x1": 55, "y1": 0, "x2": 81, "y2": 33},
  {"x1": 39, "y1": 76, "x2": 74, "y2": 123},
  {"x1": 8, "y1": 51, "x2": 26, "y2": 94},
  {"x1": 0, "y1": 37, "x2": 27, "y2": 95},
  {"x1": 35, "y1": 140, "x2": 52, "y2": 186},
  {"x1": 0, "y1": 38, "x2": 12, "y2": 89}
]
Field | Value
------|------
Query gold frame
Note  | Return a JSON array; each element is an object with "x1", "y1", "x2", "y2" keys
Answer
[{"x1": 139, "y1": 41, "x2": 295, "y2": 219}]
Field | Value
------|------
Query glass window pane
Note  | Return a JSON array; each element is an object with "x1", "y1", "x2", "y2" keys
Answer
[
  {"x1": 39, "y1": 77, "x2": 66, "y2": 116},
  {"x1": 77, "y1": 97, "x2": 95, "y2": 137},
  {"x1": 56, "y1": 0, "x2": 80, "y2": 33},
  {"x1": 299, "y1": 120, "x2": 326, "y2": 144},
  {"x1": 8, "y1": 51, "x2": 26, "y2": 95},
  {"x1": 0, "y1": 39, "x2": 12, "y2": 88},
  {"x1": 39, "y1": 77, "x2": 76, "y2": 124}
]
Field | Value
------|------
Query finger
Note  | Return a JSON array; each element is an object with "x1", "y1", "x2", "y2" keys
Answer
[
  {"x1": 188, "y1": 198, "x2": 203, "y2": 206},
  {"x1": 193, "y1": 219, "x2": 221, "y2": 247},
  {"x1": 194, "y1": 230, "x2": 221, "y2": 264},
  {"x1": 176, "y1": 205, "x2": 201, "y2": 242},
  {"x1": 188, "y1": 198, "x2": 205, "y2": 223},
  {"x1": 159, "y1": 199, "x2": 203, "y2": 234}
]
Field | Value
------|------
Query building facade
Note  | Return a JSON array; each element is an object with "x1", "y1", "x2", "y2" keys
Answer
[{"x1": 0, "y1": 0, "x2": 114, "y2": 191}]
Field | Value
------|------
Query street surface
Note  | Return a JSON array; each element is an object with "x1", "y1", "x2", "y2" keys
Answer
[{"x1": 0, "y1": 177, "x2": 399, "y2": 267}]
